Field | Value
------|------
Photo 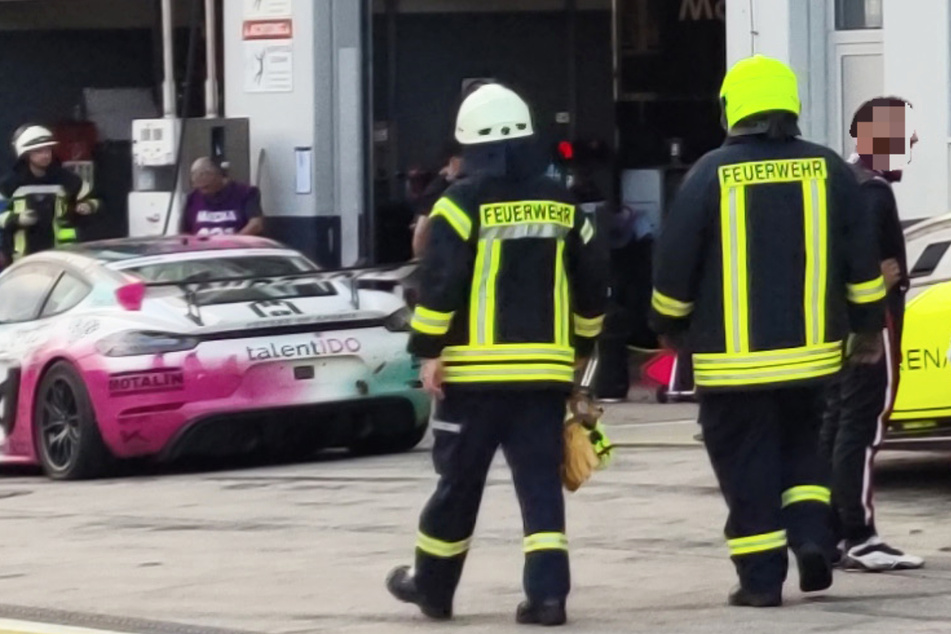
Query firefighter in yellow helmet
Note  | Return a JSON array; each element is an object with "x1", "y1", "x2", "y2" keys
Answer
[
  {"x1": 649, "y1": 54, "x2": 887, "y2": 607},
  {"x1": 0, "y1": 124, "x2": 100, "y2": 266}
]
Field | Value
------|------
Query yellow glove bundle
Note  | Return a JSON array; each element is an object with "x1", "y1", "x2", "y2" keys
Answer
[{"x1": 561, "y1": 392, "x2": 615, "y2": 492}]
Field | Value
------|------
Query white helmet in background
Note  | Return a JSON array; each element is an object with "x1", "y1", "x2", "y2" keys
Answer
[
  {"x1": 12, "y1": 124, "x2": 57, "y2": 159},
  {"x1": 455, "y1": 84, "x2": 534, "y2": 145}
]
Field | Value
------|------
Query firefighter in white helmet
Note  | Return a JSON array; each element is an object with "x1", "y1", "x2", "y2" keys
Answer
[
  {"x1": 0, "y1": 124, "x2": 99, "y2": 266},
  {"x1": 385, "y1": 83, "x2": 608, "y2": 625}
]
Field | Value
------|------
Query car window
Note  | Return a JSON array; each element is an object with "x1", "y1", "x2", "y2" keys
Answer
[
  {"x1": 0, "y1": 265, "x2": 59, "y2": 323},
  {"x1": 909, "y1": 241, "x2": 950, "y2": 278},
  {"x1": 121, "y1": 255, "x2": 336, "y2": 305},
  {"x1": 40, "y1": 272, "x2": 92, "y2": 318}
]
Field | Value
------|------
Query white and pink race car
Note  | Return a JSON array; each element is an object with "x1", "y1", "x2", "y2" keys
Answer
[{"x1": 0, "y1": 235, "x2": 429, "y2": 480}]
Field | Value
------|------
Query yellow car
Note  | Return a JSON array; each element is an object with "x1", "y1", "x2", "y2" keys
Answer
[{"x1": 887, "y1": 214, "x2": 951, "y2": 449}]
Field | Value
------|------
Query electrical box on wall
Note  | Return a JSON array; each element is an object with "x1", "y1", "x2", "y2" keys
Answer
[
  {"x1": 131, "y1": 119, "x2": 180, "y2": 167},
  {"x1": 128, "y1": 117, "x2": 251, "y2": 237}
]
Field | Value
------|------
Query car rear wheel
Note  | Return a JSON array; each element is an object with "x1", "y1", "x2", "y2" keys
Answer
[
  {"x1": 350, "y1": 421, "x2": 428, "y2": 457},
  {"x1": 33, "y1": 361, "x2": 112, "y2": 481}
]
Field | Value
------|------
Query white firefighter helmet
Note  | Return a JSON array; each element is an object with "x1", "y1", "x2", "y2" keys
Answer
[
  {"x1": 455, "y1": 84, "x2": 534, "y2": 145},
  {"x1": 12, "y1": 124, "x2": 58, "y2": 159}
]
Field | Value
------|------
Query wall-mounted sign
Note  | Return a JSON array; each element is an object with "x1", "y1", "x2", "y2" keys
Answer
[{"x1": 244, "y1": 0, "x2": 292, "y2": 20}]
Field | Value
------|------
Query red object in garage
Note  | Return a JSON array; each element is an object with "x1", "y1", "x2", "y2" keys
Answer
[{"x1": 52, "y1": 120, "x2": 99, "y2": 163}]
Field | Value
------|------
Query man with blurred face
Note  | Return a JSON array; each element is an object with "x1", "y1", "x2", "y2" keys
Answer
[
  {"x1": 0, "y1": 124, "x2": 100, "y2": 266},
  {"x1": 820, "y1": 96, "x2": 924, "y2": 572},
  {"x1": 180, "y1": 157, "x2": 265, "y2": 237}
]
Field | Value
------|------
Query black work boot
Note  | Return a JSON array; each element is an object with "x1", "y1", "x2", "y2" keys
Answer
[
  {"x1": 728, "y1": 585, "x2": 782, "y2": 608},
  {"x1": 796, "y1": 543, "x2": 833, "y2": 593},
  {"x1": 516, "y1": 599, "x2": 567, "y2": 626},
  {"x1": 385, "y1": 565, "x2": 452, "y2": 620}
]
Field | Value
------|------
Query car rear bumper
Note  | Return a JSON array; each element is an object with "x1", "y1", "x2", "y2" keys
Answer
[
  {"x1": 159, "y1": 395, "x2": 425, "y2": 461},
  {"x1": 82, "y1": 332, "x2": 428, "y2": 458}
]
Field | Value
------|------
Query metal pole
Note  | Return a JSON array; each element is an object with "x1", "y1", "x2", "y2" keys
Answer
[
  {"x1": 386, "y1": 0, "x2": 399, "y2": 202},
  {"x1": 161, "y1": 0, "x2": 175, "y2": 117},
  {"x1": 205, "y1": 0, "x2": 220, "y2": 117},
  {"x1": 567, "y1": 0, "x2": 578, "y2": 141}
]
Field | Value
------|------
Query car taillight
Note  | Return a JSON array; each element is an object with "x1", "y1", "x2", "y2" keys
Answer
[
  {"x1": 95, "y1": 331, "x2": 200, "y2": 357},
  {"x1": 116, "y1": 282, "x2": 146, "y2": 311}
]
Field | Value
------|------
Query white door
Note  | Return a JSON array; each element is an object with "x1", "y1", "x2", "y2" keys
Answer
[{"x1": 829, "y1": 31, "x2": 884, "y2": 158}]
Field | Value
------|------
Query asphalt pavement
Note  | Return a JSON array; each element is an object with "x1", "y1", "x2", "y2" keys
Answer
[{"x1": 0, "y1": 396, "x2": 949, "y2": 633}]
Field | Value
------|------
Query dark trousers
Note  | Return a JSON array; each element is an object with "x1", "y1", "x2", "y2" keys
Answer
[
  {"x1": 699, "y1": 387, "x2": 834, "y2": 593},
  {"x1": 820, "y1": 317, "x2": 901, "y2": 545},
  {"x1": 413, "y1": 388, "x2": 569, "y2": 607}
]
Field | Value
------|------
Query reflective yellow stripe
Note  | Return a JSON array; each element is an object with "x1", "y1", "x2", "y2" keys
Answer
[
  {"x1": 443, "y1": 344, "x2": 574, "y2": 364},
  {"x1": 721, "y1": 185, "x2": 750, "y2": 354},
  {"x1": 693, "y1": 343, "x2": 844, "y2": 387},
  {"x1": 695, "y1": 360, "x2": 841, "y2": 387},
  {"x1": 523, "y1": 532, "x2": 568, "y2": 553},
  {"x1": 728, "y1": 530, "x2": 787, "y2": 556},
  {"x1": 416, "y1": 531, "x2": 470, "y2": 558},
  {"x1": 554, "y1": 240, "x2": 567, "y2": 346},
  {"x1": 484, "y1": 241, "x2": 502, "y2": 344},
  {"x1": 651, "y1": 289, "x2": 694, "y2": 318},
  {"x1": 802, "y1": 178, "x2": 828, "y2": 345},
  {"x1": 470, "y1": 239, "x2": 502, "y2": 346},
  {"x1": 847, "y1": 276, "x2": 887, "y2": 304},
  {"x1": 410, "y1": 305, "x2": 454, "y2": 336},
  {"x1": 443, "y1": 363, "x2": 575, "y2": 384},
  {"x1": 470, "y1": 240, "x2": 488, "y2": 344},
  {"x1": 782, "y1": 485, "x2": 831, "y2": 508},
  {"x1": 573, "y1": 313, "x2": 605, "y2": 338},
  {"x1": 693, "y1": 343, "x2": 843, "y2": 370},
  {"x1": 55, "y1": 226, "x2": 77, "y2": 246},
  {"x1": 13, "y1": 231, "x2": 25, "y2": 260},
  {"x1": 430, "y1": 197, "x2": 472, "y2": 241}
]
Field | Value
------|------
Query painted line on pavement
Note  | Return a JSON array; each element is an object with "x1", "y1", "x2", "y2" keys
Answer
[
  {"x1": 614, "y1": 419, "x2": 698, "y2": 428},
  {"x1": 0, "y1": 620, "x2": 132, "y2": 634}
]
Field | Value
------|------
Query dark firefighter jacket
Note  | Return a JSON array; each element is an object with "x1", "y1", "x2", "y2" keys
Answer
[
  {"x1": 849, "y1": 157, "x2": 908, "y2": 322},
  {"x1": 407, "y1": 172, "x2": 609, "y2": 391},
  {"x1": 0, "y1": 161, "x2": 100, "y2": 262},
  {"x1": 649, "y1": 134, "x2": 887, "y2": 392}
]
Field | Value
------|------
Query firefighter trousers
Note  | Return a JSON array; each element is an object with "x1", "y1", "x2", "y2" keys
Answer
[
  {"x1": 699, "y1": 386, "x2": 834, "y2": 594},
  {"x1": 819, "y1": 318, "x2": 901, "y2": 545},
  {"x1": 411, "y1": 388, "x2": 569, "y2": 608}
]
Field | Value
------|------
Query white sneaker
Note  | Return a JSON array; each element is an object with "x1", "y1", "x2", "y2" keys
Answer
[{"x1": 843, "y1": 536, "x2": 924, "y2": 571}]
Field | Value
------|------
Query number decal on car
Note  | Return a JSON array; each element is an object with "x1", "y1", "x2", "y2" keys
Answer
[{"x1": 249, "y1": 300, "x2": 304, "y2": 318}]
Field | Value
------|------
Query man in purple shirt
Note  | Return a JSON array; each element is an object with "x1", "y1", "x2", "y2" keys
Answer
[{"x1": 180, "y1": 157, "x2": 265, "y2": 236}]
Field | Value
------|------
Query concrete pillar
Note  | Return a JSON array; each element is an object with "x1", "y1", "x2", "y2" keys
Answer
[
  {"x1": 224, "y1": 0, "x2": 369, "y2": 267},
  {"x1": 882, "y1": 0, "x2": 949, "y2": 220}
]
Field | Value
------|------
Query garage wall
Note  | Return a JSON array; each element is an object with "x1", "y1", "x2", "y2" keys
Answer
[
  {"x1": 0, "y1": 30, "x2": 161, "y2": 174},
  {"x1": 375, "y1": 10, "x2": 615, "y2": 173}
]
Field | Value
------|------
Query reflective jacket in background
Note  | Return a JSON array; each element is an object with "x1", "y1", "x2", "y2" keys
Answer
[
  {"x1": 0, "y1": 161, "x2": 100, "y2": 262},
  {"x1": 408, "y1": 172, "x2": 609, "y2": 392},
  {"x1": 649, "y1": 134, "x2": 886, "y2": 391}
]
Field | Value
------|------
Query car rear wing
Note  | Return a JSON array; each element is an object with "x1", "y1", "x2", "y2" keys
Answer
[{"x1": 116, "y1": 261, "x2": 421, "y2": 325}]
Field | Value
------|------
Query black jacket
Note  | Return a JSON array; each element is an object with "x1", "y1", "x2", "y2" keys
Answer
[
  {"x1": 408, "y1": 171, "x2": 609, "y2": 392},
  {"x1": 0, "y1": 161, "x2": 99, "y2": 261},
  {"x1": 848, "y1": 158, "x2": 908, "y2": 327},
  {"x1": 649, "y1": 134, "x2": 886, "y2": 392}
]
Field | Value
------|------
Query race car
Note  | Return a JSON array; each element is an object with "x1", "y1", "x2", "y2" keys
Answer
[
  {"x1": 0, "y1": 235, "x2": 429, "y2": 480},
  {"x1": 886, "y1": 213, "x2": 951, "y2": 449}
]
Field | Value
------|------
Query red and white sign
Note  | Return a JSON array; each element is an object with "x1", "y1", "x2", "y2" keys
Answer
[{"x1": 243, "y1": 19, "x2": 293, "y2": 40}]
